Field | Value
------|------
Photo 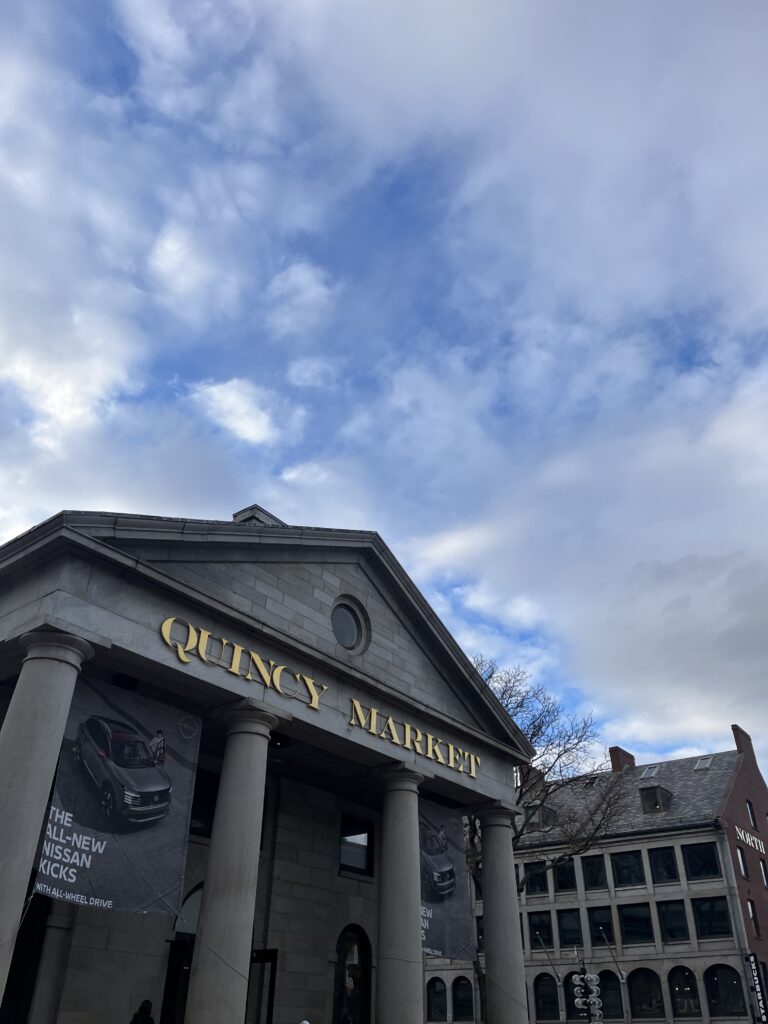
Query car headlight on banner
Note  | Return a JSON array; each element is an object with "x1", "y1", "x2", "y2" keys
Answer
[{"x1": 123, "y1": 788, "x2": 142, "y2": 806}]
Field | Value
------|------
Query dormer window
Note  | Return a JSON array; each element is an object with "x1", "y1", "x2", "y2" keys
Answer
[
  {"x1": 640, "y1": 786, "x2": 672, "y2": 813},
  {"x1": 695, "y1": 756, "x2": 712, "y2": 770},
  {"x1": 640, "y1": 765, "x2": 659, "y2": 779}
]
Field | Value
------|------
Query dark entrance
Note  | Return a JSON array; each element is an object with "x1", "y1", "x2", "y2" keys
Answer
[
  {"x1": 332, "y1": 925, "x2": 372, "y2": 1024},
  {"x1": 0, "y1": 893, "x2": 50, "y2": 1024}
]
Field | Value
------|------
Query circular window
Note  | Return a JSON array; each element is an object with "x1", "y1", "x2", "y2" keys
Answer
[{"x1": 332, "y1": 603, "x2": 362, "y2": 649}]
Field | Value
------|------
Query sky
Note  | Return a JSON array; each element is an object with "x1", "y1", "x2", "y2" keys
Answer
[{"x1": 2, "y1": 1, "x2": 768, "y2": 768}]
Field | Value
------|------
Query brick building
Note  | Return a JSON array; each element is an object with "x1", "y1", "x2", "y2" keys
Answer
[
  {"x1": 515, "y1": 725, "x2": 768, "y2": 1023},
  {"x1": 0, "y1": 506, "x2": 532, "y2": 1024}
]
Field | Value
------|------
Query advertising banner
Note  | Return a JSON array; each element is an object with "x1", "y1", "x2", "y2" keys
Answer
[
  {"x1": 34, "y1": 677, "x2": 200, "y2": 914},
  {"x1": 419, "y1": 797, "x2": 476, "y2": 960}
]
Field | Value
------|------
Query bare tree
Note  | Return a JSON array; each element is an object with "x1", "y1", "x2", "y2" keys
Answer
[{"x1": 469, "y1": 655, "x2": 627, "y2": 892}]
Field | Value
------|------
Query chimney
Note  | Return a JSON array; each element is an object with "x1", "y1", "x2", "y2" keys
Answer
[
  {"x1": 609, "y1": 746, "x2": 636, "y2": 773},
  {"x1": 732, "y1": 724, "x2": 754, "y2": 757}
]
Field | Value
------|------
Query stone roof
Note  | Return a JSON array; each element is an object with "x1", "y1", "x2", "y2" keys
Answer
[{"x1": 519, "y1": 748, "x2": 742, "y2": 850}]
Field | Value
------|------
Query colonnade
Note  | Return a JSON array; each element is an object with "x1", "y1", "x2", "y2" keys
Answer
[{"x1": 0, "y1": 629, "x2": 528, "y2": 1024}]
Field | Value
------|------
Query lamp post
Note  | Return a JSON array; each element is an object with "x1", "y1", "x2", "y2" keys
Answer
[{"x1": 571, "y1": 961, "x2": 603, "y2": 1022}]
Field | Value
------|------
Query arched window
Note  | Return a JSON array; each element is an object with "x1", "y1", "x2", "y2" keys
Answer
[
  {"x1": 598, "y1": 970, "x2": 624, "y2": 1019},
  {"x1": 452, "y1": 977, "x2": 474, "y2": 1021},
  {"x1": 668, "y1": 966, "x2": 701, "y2": 1018},
  {"x1": 174, "y1": 883, "x2": 203, "y2": 936},
  {"x1": 332, "y1": 925, "x2": 372, "y2": 1024},
  {"x1": 564, "y1": 972, "x2": 582, "y2": 1019},
  {"x1": 426, "y1": 978, "x2": 447, "y2": 1022},
  {"x1": 628, "y1": 968, "x2": 664, "y2": 1018},
  {"x1": 704, "y1": 964, "x2": 747, "y2": 1017},
  {"x1": 533, "y1": 973, "x2": 559, "y2": 1021}
]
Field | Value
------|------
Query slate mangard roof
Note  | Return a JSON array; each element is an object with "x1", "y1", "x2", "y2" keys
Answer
[{"x1": 518, "y1": 748, "x2": 742, "y2": 851}]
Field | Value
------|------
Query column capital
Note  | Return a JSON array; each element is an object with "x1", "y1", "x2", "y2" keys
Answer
[
  {"x1": 473, "y1": 802, "x2": 518, "y2": 829},
  {"x1": 20, "y1": 631, "x2": 94, "y2": 670},
  {"x1": 218, "y1": 698, "x2": 281, "y2": 739},
  {"x1": 376, "y1": 766, "x2": 424, "y2": 794}
]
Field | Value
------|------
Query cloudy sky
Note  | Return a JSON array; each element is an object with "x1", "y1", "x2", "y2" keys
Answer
[{"x1": 2, "y1": 1, "x2": 768, "y2": 766}]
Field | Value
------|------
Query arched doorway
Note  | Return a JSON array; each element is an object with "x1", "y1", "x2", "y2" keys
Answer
[{"x1": 332, "y1": 925, "x2": 372, "y2": 1024}]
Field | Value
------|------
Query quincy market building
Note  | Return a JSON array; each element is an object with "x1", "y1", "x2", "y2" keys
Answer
[{"x1": 0, "y1": 506, "x2": 532, "y2": 1024}]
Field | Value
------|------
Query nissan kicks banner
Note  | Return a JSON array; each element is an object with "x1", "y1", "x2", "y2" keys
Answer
[
  {"x1": 34, "y1": 677, "x2": 200, "y2": 915},
  {"x1": 419, "y1": 797, "x2": 476, "y2": 960}
]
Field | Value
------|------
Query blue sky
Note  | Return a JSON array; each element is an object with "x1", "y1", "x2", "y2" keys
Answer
[{"x1": 3, "y1": 1, "x2": 768, "y2": 766}]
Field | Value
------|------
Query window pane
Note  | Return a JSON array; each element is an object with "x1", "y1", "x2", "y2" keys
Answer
[
  {"x1": 649, "y1": 846, "x2": 679, "y2": 884},
  {"x1": 525, "y1": 861, "x2": 549, "y2": 895},
  {"x1": 599, "y1": 971, "x2": 624, "y2": 1019},
  {"x1": 693, "y1": 897, "x2": 732, "y2": 938},
  {"x1": 668, "y1": 966, "x2": 701, "y2": 1018},
  {"x1": 452, "y1": 978, "x2": 474, "y2": 1022},
  {"x1": 340, "y1": 816, "x2": 373, "y2": 875},
  {"x1": 554, "y1": 859, "x2": 577, "y2": 892},
  {"x1": 747, "y1": 800, "x2": 758, "y2": 829},
  {"x1": 748, "y1": 899, "x2": 761, "y2": 938},
  {"x1": 628, "y1": 969, "x2": 664, "y2": 1019},
  {"x1": 658, "y1": 900, "x2": 689, "y2": 942},
  {"x1": 588, "y1": 906, "x2": 614, "y2": 945},
  {"x1": 557, "y1": 909, "x2": 582, "y2": 948},
  {"x1": 529, "y1": 911, "x2": 553, "y2": 949},
  {"x1": 737, "y1": 847, "x2": 749, "y2": 878},
  {"x1": 611, "y1": 850, "x2": 645, "y2": 887},
  {"x1": 426, "y1": 979, "x2": 447, "y2": 1021},
  {"x1": 533, "y1": 974, "x2": 559, "y2": 1021},
  {"x1": 683, "y1": 842, "x2": 720, "y2": 879},
  {"x1": 582, "y1": 854, "x2": 607, "y2": 890},
  {"x1": 761, "y1": 860, "x2": 768, "y2": 888},
  {"x1": 619, "y1": 903, "x2": 654, "y2": 944},
  {"x1": 705, "y1": 964, "x2": 747, "y2": 1017}
]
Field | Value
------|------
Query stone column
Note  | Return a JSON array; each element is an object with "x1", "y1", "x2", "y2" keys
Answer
[
  {"x1": 477, "y1": 806, "x2": 527, "y2": 1024},
  {"x1": 184, "y1": 702, "x2": 278, "y2": 1024},
  {"x1": 27, "y1": 902, "x2": 77, "y2": 1024},
  {"x1": 376, "y1": 768, "x2": 424, "y2": 1024},
  {"x1": 0, "y1": 631, "x2": 93, "y2": 1001}
]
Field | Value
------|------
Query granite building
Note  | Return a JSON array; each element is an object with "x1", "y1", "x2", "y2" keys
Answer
[
  {"x1": 515, "y1": 726, "x2": 768, "y2": 1023},
  {"x1": 0, "y1": 506, "x2": 533, "y2": 1024}
]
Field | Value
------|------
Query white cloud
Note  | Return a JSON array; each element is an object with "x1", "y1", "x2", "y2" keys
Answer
[
  {"x1": 265, "y1": 262, "x2": 337, "y2": 340},
  {"x1": 287, "y1": 357, "x2": 336, "y2": 388},
  {"x1": 190, "y1": 378, "x2": 304, "y2": 446}
]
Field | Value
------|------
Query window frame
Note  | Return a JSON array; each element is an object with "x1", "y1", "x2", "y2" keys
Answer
[
  {"x1": 588, "y1": 905, "x2": 615, "y2": 946},
  {"x1": 524, "y1": 860, "x2": 549, "y2": 896},
  {"x1": 618, "y1": 902, "x2": 655, "y2": 945},
  {"x1": 557, "y1": 908, "x2": 583, "y2": 948},
  {"x1": 339, "y1": 814, "x2": 375, "y2": 877},
  {"x1": 611, "y1": 849, "x2": 646, "y2": 888},
  {"x1": 736, "y1": 846, "x2": 749, "y2": 879},
  {"x1": 582, "y1": 853, "x2": 608, "y2": 890},
  {"x1": 528, "y1": 910, "x2": 553, "y2": 949},
  {"x1": 554, "y1": 858, "x2": 577, "y2": 893},
  {"x1": 657, "y1": 899, "x2": 690, "y2": 942},
  {"x1": 648, "y1": 846, "x2": 679, "y2": 884},
  {"x1": 692, "y1": 896, "x2": 732, "y2": 939},
  {"x1": 747, "y1": 799, "x2": 758, "y2": 829},
  {"x1": 682, "y1": 842, "x2": 721, "y2": 880}
]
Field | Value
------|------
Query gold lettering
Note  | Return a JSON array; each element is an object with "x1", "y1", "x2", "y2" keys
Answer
[
  {"x1": 245, "y1": 651, "x2": 275, "y2": 687},
  {"x1": 468, "y1": 753, "x2": 481, "y2": 778},
  {"x1": 455, "y1": 748, "x2": 467, "y2": 772},
  {"x1": 272, "y1": 665, "x2": 301, "y2": 698},
  {"x1": 223, "y1": 640, "x2": 246, "y2": 676},
  {"x1": 299, "y1": 675, "x2": 328, "y2": 711},
  {"x1": 196, "y1": 629, "x2": 213, "y2": 663},
  {"x1": 160, "y1": 617, "x2": 198, "y2": 664},
  {"x1": 379, "y1": 716, "x2": 402, "y2": 745},
  {"x1": 349, "y1": 698, "x2": 379, "y2": 734},
  {"x1": 403, "y1": 722, "x2": 423, "y2": 754},
  {"x1": 426, "y1": 735, "x2": 447, "y2": 765}
]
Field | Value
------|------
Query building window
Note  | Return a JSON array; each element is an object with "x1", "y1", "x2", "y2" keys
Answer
[
  {"x1": 747, "y1": 799, "x2": 758, "y2": 829},
  {"x1": 525, "y1": 861, "x2": 549, "y2": 895},
  {"x1": 668, "y1": 966, "x2": 701, "y2": 1018},
  {"x1": 682, "y1": 842, "x2": 720, "y2": 880},
  {"x1": 640, "y1": 786, "x2": 671, "y2": 813},
  {"x1": 748, "y1": 898, "x2": 761, "y2": 938},
  {"x1": 582, "y1": 854, "x2": 607, "y2": 890},
  {"x1": 692, "y1": 896, "x2": 732, "y2": 938},
  {"x1": 619, "y1": 903, "x2": 654, "y2": 944},
  {"x1": 557, "y1": 909, "x2": 582, "y2": 948},
  {"x1": 339, "y1": 815, "x2": 374, "y2": 875},
  {"x1": 529, "y1": 911, "x2": 553, "y2": 949},
  {"x1": 611, "y1": 850, "x2": 645, "y2": 887},
  {"x1": 426, "y1": 979, "x2": 447, "y2": 1022},
  {"x1": 761, "y1": 859, "x2": 768, "y2": 888},
  {"x1": 628, "y1": 968, "x2": 664, "y2": 1019},
  {"x1": 695, "y1": 756, "x2": 712, "y2": 770},
  {"x1": 331, "y1": 601, "x2": 367, "y2": 651},
  {"x1": 588, "y1": 906, "x2": 614, "y2": 945},
  {"x1": 649, "y1": 846, "x2": 679, "y2": 884},
  {"x1": 452, "y1": 977, "x2": 474, "y2": 1022},
  {"x1": 736, "y1": 846, "x2": 749, "y2": 879},
  {"x1": 657, "y1": 900, "x2": 689, "y2": 942},
  {"x1": 704, "y1": 964, "x2": 747, "y2": 1017},
  {"x1": 640, "y1": 765, "x2": 660, "y2": 779},
  {"x1": 554, "y1": 858, "x2": 577, "y2": 892},
  {"x1": 599, "y1": 970, "x2": 624, "y2": 1020},
  {"x1": 533, "y1": 974, "x2": 559, "y2": 1021},
  {"x1": 333, "y1": 925, "x2": 372, "y2": 1024}
]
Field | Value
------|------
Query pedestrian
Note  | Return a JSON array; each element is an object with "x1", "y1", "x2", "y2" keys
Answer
[
  {"x1": 149, "y1": 729, "x2": 166, "y2": 764},
  {"x1": 130, "y1": 1000, "x2": 155, "y2": 1024}
]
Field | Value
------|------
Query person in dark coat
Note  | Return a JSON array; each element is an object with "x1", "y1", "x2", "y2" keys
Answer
[{"x1": 130, "y1": 1000, "x2": 155, "y2": 1024}]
